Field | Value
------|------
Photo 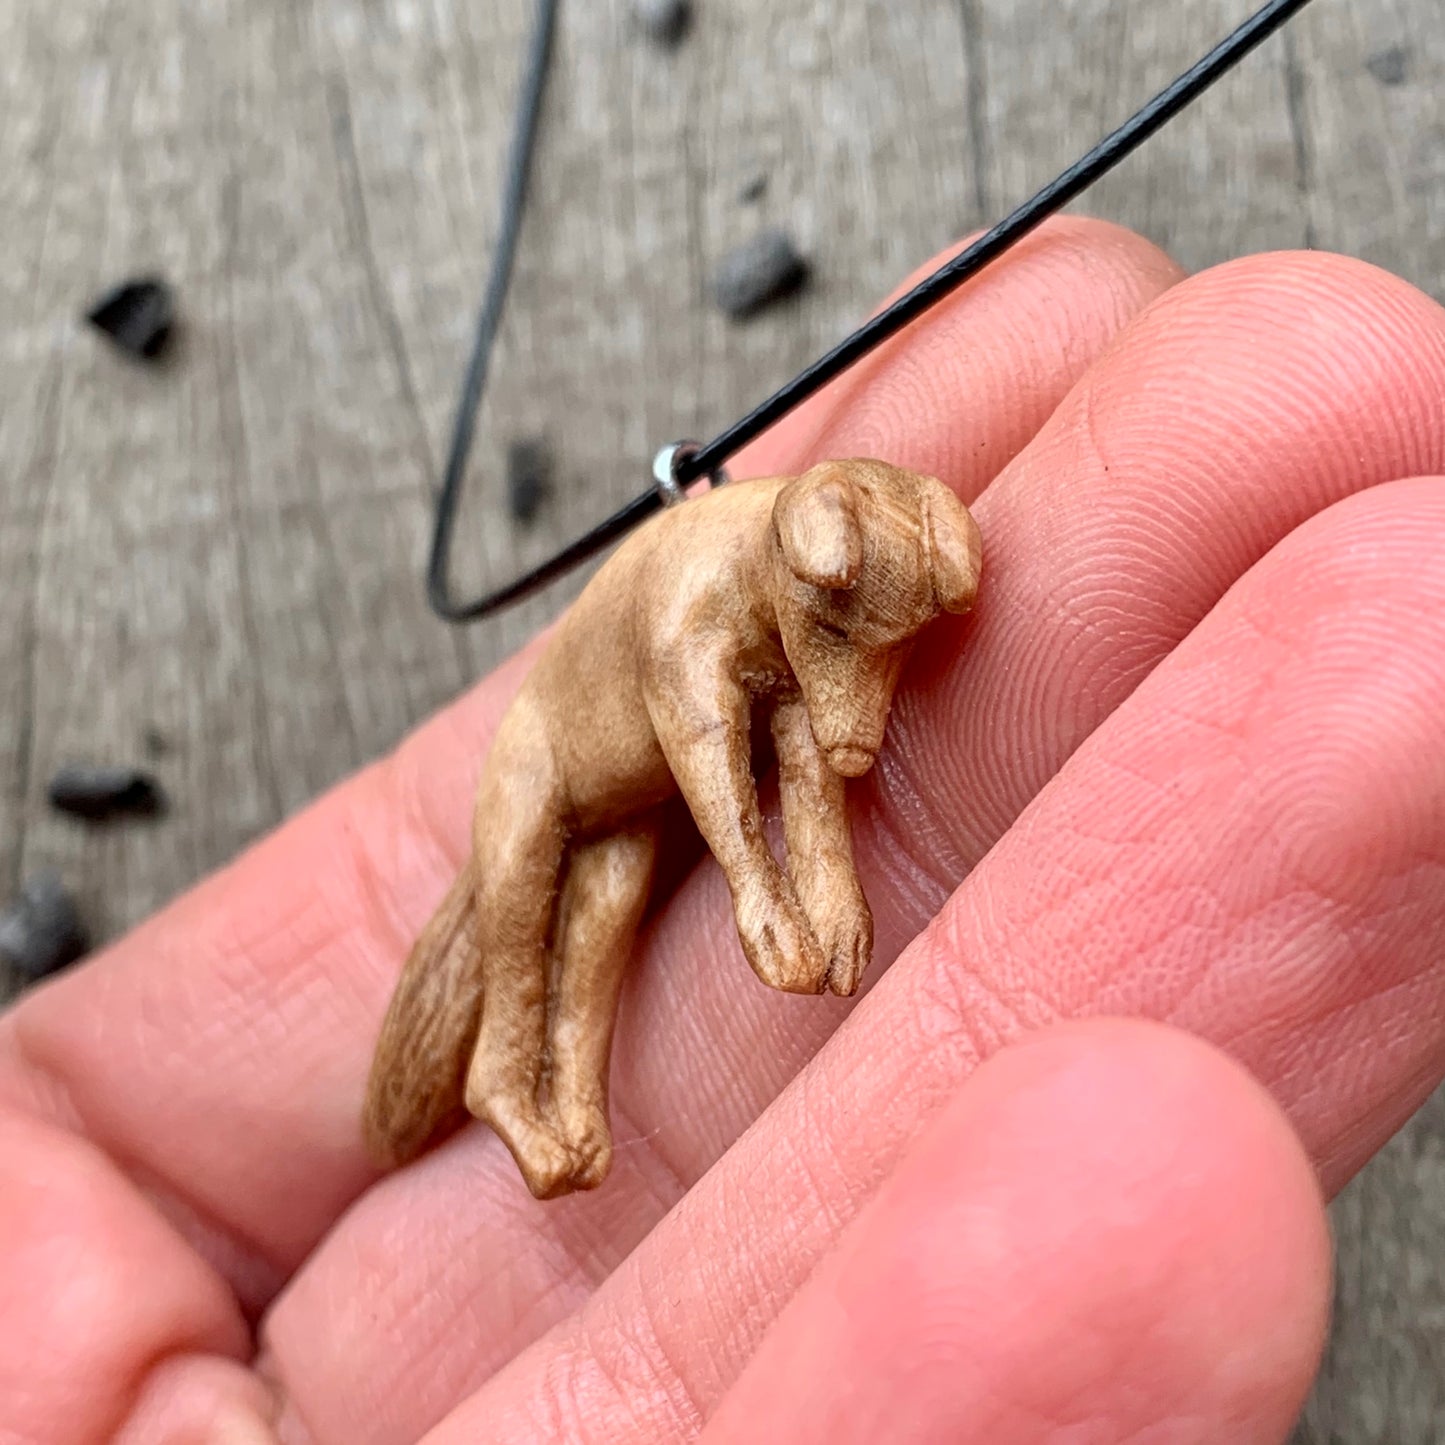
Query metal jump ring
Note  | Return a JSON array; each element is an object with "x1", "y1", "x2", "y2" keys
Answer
[{"x1": 652, "y1": 440, "x2": 729, "y2": 506}]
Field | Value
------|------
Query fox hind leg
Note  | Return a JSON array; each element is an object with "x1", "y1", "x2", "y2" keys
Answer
[
  {"x1": 547, "y1": 816, "x2": 660, "y2": 1191},
  {"x1": 463, "y1": 723, "x2": 575, "y2": 1199}
]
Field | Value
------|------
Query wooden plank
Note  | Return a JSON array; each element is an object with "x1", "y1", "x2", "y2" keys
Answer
[
  {"x1": 683, "y1": 1, "x2": 981, "y2": 444},
  {"x1": 1289, "y1": 0, "x2": 1445, "y2": 302},
  {"x1": 0, "y1": 0, "x2": 1442, "y2": 1432},
  {"x1": 970, "y1": 0, "x2": 1308, "y2": 270},
  {"x1": 314, "y1": 0, "x2": 982, "y2": 669},
  {"x1": 0, "y1": 0, "x2": 277, "y2": 950},
  {"x1": 970, "y1": 0, "x2": 1443, "y2": 297},
  {"x1": 1297, "y1": 1096, "x2": 1445, "y2": 1444},
  {"x1": 310, "y1": 0, "x2": 697, "y2": 671}
]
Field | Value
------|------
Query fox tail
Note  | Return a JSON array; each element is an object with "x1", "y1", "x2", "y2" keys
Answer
[{"x1": 362, "y1": 863, "x2": 484, "y2": 1168}]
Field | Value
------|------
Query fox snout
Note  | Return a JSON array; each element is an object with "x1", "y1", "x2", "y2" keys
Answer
[
  {"x1": 826, "y1": 744, "x2": 876, "y2": 777},
  {"x1": 800, "y1": 647, "x2": 905, "y2": 778},
  {"x1": 806, "y1": 682, "x2": 892, "y2": 773}
]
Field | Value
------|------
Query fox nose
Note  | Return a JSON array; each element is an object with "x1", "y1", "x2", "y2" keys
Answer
[{"x1": 827, "y1": 745, "x2": 875, "y2": 777}]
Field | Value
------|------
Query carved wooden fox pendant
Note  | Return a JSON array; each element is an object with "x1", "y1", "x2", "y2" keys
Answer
[{"x1": 364, "y1": 459, "x2": 982, "y2": 1198}]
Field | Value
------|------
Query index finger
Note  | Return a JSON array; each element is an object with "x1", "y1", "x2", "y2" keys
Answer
[{"x1": 0, "y1": 217, "x2": 1178, "y2": 1304}]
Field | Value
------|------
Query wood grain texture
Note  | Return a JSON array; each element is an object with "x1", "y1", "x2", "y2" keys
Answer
[
  {"x1": 363, "y1": 460, "x2": 980, "y2": 1199},
  {"x1": 0, "y1": 0, "x2": 1440, "y2": 1433}
]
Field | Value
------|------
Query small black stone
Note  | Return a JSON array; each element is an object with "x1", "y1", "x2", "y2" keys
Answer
[
  {"x1": 86, "y1": 276, "x2": 175, "y2": 360},
  {"x1": 142, "y1": 725, "x2": 170, "y2": 760},
  {"x1": 47, "y1": 765, "x2": 166, "y2": 821},
  {"x1": 506, "y1": 438, "x2": 552, "y2": 525},
  {"x1": 0, "y1": 872, "x2": 89, "y2": 981},
  {"x1": 633, "y1": 0, "x2": 691, "y2": 46},
  {"x1": 737, "y1": 172, "x2": 769, "y2": 204},
  {"x1": 1365, "y1": 45, "x2": 1409, "y2": 86},
  {"x1": 712, "y1": 229, "x2": 810, "y2": 320}
]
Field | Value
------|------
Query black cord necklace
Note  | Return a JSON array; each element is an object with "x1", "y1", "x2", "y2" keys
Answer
[{"x1": 428, "y1": 0, "x2": 1321, "y2": 624}]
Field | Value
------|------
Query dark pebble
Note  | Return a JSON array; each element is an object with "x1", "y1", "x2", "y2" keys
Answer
[
  {"x1": 712, "y1": 229, "x2": 810, "y2": 319},
  {"x1": 48, "y1": 765, "x2": 166, "y2": 821},
  {"x1": 86, "y1": 276, "x2": 175, "y2": 360},
  {"x1": 0, "y1": 872, "x2": 89, "y2": 980},
  {"x1": 142, "y1": 725, "x2": 170, "y2": 759},
  {"x1": 737, "y1": 172, "x2": 769, "y2": 204},
  {"x1": 506, "y1": 438, "x2": 552, "y2": 524},
  {"x1": 1365, "y1": 45, "x2": 1409, "y2": 86},
  {"x1": 633, "y1": 0, "x2": 691, "y2": 46}
]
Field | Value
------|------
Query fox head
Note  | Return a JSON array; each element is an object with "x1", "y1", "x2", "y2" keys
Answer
[{"x1": 769, "y1": 459, "x2": 981, "y2": 777}]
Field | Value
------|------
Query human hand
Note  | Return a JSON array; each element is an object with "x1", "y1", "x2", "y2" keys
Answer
[{"x1": 3, "y1": 217, "x2": 1444, "y2": 1443}]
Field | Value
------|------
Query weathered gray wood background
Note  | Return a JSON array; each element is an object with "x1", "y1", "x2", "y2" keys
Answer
[{"x1": 1, "y1": 0, "x2": 1440, "y2": 1436}]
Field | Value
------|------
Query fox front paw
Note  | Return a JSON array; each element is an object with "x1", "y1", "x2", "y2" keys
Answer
[
  {"x1": 736, "y1": 887, "x2": 829, "y2": 994},
  {"x1": 819, "y1": 893, "x2": 873, "y2": 997}
]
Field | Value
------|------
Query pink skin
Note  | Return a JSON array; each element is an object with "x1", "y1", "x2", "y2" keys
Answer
[
  {"x1": 0, "y1": 217, "x2": 1443, "y2": 1442},
  {"x1": 701, "y1": 1020, "x2": 1331, "y2": 1445}
]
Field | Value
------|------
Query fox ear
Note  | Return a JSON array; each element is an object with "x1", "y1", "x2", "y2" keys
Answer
[
  {"x1": 921, "y1": 475, "x2": 982, "y2": 613},
  {"x1": 773, "y1": 466, "x2": 864, "y2": 589}
]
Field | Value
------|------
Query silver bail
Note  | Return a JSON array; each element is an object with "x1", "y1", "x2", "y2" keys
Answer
[{"x1": 652, "y1": 440, "x2": 729, "y2": 505}]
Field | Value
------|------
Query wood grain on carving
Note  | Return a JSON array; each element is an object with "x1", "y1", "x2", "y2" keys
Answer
[{"x1": 364, "y1": 460, "x2": 981, "y2": 1198}]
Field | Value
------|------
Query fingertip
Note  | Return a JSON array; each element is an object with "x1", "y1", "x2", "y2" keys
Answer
[
  {"x1": 704, "y1": 1018, "x2": 1331, "y2": 1445},
  {"x1": 0, "y1": 1110, "x2": 248, "y2": 1443},
  {"x1": 877, "y1": 1017, "x2": 1333, "y2": 1439},
  {"x1": 114, "y1": 1354, "x2": 282, "y2": 1445},
  {"x1": 1075, "y1": 249, "x2": 1445, "y2": 493},
  {"x1": 1171, "y1": 247, "x2": 1445, "y2": 340}
]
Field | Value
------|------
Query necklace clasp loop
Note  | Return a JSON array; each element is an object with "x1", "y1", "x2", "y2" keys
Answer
[{"x1": 652, "y1": 440, "x2": 729, "y2": 506}]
